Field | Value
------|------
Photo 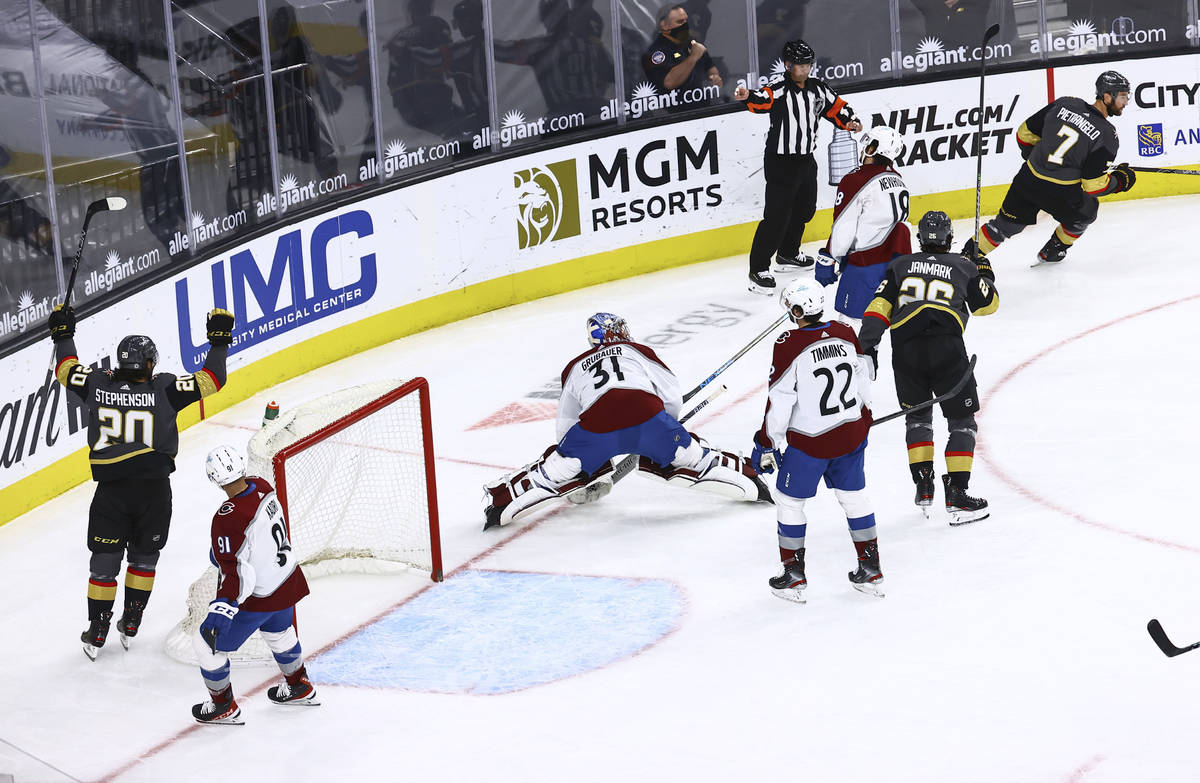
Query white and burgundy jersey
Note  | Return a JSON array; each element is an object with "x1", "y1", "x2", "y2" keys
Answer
[
  {"x1": 824, "y1": 162, "x2": 912, "y2": 268},
  {"x1": 210, "y1": 477, "x2": 309, "y2": 612},
  {"x1": 757, "y1": 321, "x2": 873, "y2": 459},
  {"x1": 557, "y1": 340, "x2": 682, "y2": 439}
]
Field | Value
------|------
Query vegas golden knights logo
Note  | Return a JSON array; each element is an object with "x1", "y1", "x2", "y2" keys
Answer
[{"x1": 514, "y1": 159, "x2": 581, "y2": 249}]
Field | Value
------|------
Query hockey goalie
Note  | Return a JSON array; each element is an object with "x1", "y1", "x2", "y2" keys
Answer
[{"x1": 483, "y1": 312, "x2": 772, "y2": 529}]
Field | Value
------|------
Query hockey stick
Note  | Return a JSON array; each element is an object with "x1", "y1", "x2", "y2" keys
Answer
[
  {"x1": 63, "y1": 196, "x2": 128, "y2": 309},
  {"x1": 683, "y1": 312, "x2": 788, "y2": 403},
  {"x1": 970, "y1": 23, "x2": 1002, "y2": 263},
  {"x1": 1147, "y1": 619, "x2": 1200, "y2": 657},
  {"x1": 871, "y1": 354, "x2": 977, "y2": 427},
  {"x1": 1127, "y1": 166, "x2": 1200, "y2": 176},
  {"x1": 606, "y1": 383, "x2": 728, "y2": 485}
]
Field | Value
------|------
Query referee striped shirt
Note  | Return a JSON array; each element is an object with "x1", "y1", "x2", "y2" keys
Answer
[{"x1": 743, "y1": 76, "x2": 857, "y2": 155}]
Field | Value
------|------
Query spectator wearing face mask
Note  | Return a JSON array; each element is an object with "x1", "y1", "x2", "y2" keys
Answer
[{"x1": 641, "y1": 4, "x2": 723, "y2": 102}]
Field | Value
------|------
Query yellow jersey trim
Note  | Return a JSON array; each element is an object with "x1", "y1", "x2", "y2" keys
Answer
[
  {"x1": 90, "y1": 447, "x2": 155, "y2": 465},
  {"x1": 890, "y1": 302, "x2": 965, "y2": 332}
]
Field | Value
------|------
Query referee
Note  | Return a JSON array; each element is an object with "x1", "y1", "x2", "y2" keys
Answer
[{"x1": 735, "y1": 40, "x2": 862, "y2": 294}]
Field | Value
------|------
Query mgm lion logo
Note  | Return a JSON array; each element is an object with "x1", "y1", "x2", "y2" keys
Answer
[{"x1": 514, "y1": 159, "x2": 581, "y2": 249}]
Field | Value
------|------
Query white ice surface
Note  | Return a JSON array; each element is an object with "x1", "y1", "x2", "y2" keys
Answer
[{"x1": 2, "y1": 195, "x2": 1199, "y2": 783}]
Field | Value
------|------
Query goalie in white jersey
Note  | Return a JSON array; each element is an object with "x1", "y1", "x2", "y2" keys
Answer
[
  {"x1": 484, "y1": 312, "x2": 771, "y2": 528},
  {"x1": 750, "y1": 279, "x2": 882, "y2": 603},
  {"x1": 815, "y1": 125, "x2": 912, "y2": 329},
  {"x1": 191, "y1": 445, "x2": 318, "y2": 725}
]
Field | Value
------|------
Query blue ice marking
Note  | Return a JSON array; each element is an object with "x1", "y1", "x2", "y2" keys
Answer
[{"x1": 310, "y1": 569, "x2": 684, "y2": 694}]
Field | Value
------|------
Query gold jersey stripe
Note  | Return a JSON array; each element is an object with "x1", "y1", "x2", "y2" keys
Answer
[
  {"x1": 90, "y1": 446, "x2": 155, "y2": 465},
  {"x1": 946, "y1": 454, "x2": 974, "y2": 473},
  {"x1": 87, "y1": 581, "x2": 117, "y2": 601},
  {"x1": 196, "y1": 368, "x2": 221, "y2": 397},
  {"x1": 125, "y1": 571, "x2": 156, "y2": 591},
  {"x1": 1025, "y1": 160, "x2": 1082, "y2": 186},
  {"x1": 56, "y1": 357, "x2": 80, "y2": 386},
  {"x1": 907, "y1": 444, "x2": 934, "y2": 463},
  {"x1": 974, "y1": 295, "x2": 1000, "y2": 317},
  {"x1": 890, "y1": 302, "x2": 965, "y2": 332},
  {"x1": 1016, "y1": 122, "x2": 1041, "y2": 146},
  {"x1": 865, "y1": 297, "x2": 893, "y2": 322}
]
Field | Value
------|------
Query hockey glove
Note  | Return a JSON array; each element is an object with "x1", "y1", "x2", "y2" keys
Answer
[
  {"x1": 750, "y1": 432, "x2": 779, "y2": 475},
  {"x1": 974, "y1": 257, "x2": 995, "y2": 282},
  {"x1": 1109, "y1": 162, "x2": 1136, "y2": 194},
  {"x1": 200, "y1": 599, "x2": 238, "y2": 653},
  {"x1": 206, "y1": 308, "x2": 235, "y2": 347},
  {"x1": 47, "y1": 304, "x2": 75, "y2": 342},
  {"x1": 815, "y1": 251, "x2": 839, "y2": 286}
]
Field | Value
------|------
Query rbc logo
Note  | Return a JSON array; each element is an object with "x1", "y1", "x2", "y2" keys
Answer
[{"x1": 1138, "y1": 123, "x2": 1164, "y2": 157}]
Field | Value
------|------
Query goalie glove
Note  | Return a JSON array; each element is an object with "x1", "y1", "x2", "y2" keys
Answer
[
  {"x1": 206, "y1": 308, "x2": 235, "y2": 347},
  {"x1": 48, "y1": 304, "x2": 75, "y2": 342},
  {"x1": 200, "y1": 599, "x2": 238, "y2": 653}
]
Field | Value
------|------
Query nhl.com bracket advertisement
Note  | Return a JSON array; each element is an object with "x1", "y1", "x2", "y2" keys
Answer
[{"x1": 3, "y1": 55, "x2": 1191, "y2": 505}]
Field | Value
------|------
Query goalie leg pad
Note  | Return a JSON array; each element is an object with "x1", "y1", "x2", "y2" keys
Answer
[
  {"x1": 686, "y1": 446, "x2": 773, "y2": 503},
  {"x1": 484, "y1": 447, "x2": 590, "y2": 528},
  {"x1": 565, "y1": 459, "x2": 615, "y2": 505}
]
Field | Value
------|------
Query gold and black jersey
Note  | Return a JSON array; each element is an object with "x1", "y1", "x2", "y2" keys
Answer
[
  {"x1": 858, "y1": 251, "x2": 999, "y2": 352},
  {"x1": 1018, "y1": 96, "x2": 1119, "y2": 194},
  {"x1": 54, "y1": 338, "x2": 226, "y2": 481}
]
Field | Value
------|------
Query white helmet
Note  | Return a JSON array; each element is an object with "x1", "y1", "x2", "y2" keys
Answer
[
  {"x1": 780, "y1": 278, "x2": 825, "y2": 322},
  {"x1": 205, "y1": 444, "x2": 246, "y2": 487},
  {"x1": 859, "y1": 124, "x2": 905, "y2": 164}
]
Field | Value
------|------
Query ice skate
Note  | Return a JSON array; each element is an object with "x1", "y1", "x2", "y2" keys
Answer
[
  {"x1": 772, "y1": 251, "x2": 814, "y2": 271},
  {"x1": 768, "y1": 552, "x2": 807, "y2": 604},
  {"x1": 81, "y1": 610, "x2": 112, "y2": 662},
  {"x1": 848, "y1": 541, "x2": 884, "y2": 598},
  {"x1": 942, "y1": 475, "x2": 989, "y2": 525},
  {"x1": 268, "y1": 669, "x2": 320, "y2": 706},
  {"x1": 192, "y1": 688, "x2": 243, "y2": 725},
  {"x1": 1031, "y1": 235, "x2": 1070, "y2": 268},
  {"x1": 118, "y1": 601, "x2": 145, "y2": 651},
  {"x1": 914, "y1": 466, "x2": 935, "y2": 519},
  {"x1": 748, "y1": 270, "x2": 777, "y2": 295}
]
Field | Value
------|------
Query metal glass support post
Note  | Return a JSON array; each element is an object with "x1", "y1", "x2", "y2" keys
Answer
[
  {"x1": 26, "y1": 0, "x2": 65, "y2": 293},
  {"x1": 365, "y1": 0, "x2": 386, "y2": 185},
  {"x1": 256, "y1": 0, "x2": 283, "y2": 219},
  {"x1": 162, "y1": 0, "x2": 196, "y2": 256}
]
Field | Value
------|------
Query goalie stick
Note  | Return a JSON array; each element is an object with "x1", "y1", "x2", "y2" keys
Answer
[
  {"x1": 871, "y1": 355, "x2": 977, "y2": 427},
  {"x1": 1147, "y1": 619, "x2": 1200, "y2": 657},
  {"x1": 605, "y1": 382, "x2": 728, "y2": 486},
  {"x1": 683, "y1": 313, "x2": 788, "y2": 403}
]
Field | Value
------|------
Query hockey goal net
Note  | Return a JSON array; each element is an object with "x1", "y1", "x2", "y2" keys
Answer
[{"x1": 165, "y1": 378, "x2": 443, "y2": 665}]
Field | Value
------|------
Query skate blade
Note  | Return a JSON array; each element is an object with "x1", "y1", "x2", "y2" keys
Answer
[
  {"x1": 770, "y1": 586, "x2": 807, "y2": 604},
  {"x1": 195, "y1": 715, "x2": 245, "y2": 726},
  {"x1": 916, "y1": 501, "x2": 933, "y2": 519},
  {"x1": 747, "y1": 284, "x2": 775, "y2": 296},
  {"x1": 120, "y1": 633, "x2": 131, "y2": 651},
  {"x1": 851, "y1": 581, "x2": 886, "y2": 598},
  {"x1": 948, "y1": 509, "x2": 990, "y2": 526},
  {"x1": 1029, "y1": 260, "x2": 1061, "y2": 269},
  {"x1": 82, "y1": 643, "x2": 100, "y2": 662},
  {"x1": 271, "y1": 696, "x2": 321, "y2": 707}
]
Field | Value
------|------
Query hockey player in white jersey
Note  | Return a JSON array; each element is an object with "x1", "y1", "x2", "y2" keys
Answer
[
  {"x1": 484, "y1": 312, "x2": 772, "y2": 528},
  {"x1": 191, "y1": 445, "x2": 318, "y2": 725},
  {"x1": 749, "y1": 279, "x2": 882, "y2": 602},
  {"x1": 815, "y1": 125, "x2": 912, "y2": 330}
]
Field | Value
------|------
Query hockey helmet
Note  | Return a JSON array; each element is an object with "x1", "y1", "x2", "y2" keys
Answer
[
  {"x1": 780, "y1": 278, "x2": 825, "y2": 322},
  {"x1": 859, "y1": 124, "x2": 905, "y2": 165},
  {"x1": 917, "y1": 210, "x2": 954, "y2": 251},
  {"x1": 782, "y1": 39, "x2": 815, "y2": 65},
  {"x1": 1095, "y1": 70, "x2": 1130, "y2": 98},
  {"x1": 205, "y1": 444, "x2": 246, "y2": 487},
  {"x1": 116, "y1": 334, "x2": 158, "y2": 372},
  {"x1": 587, "y1": 312, "x2": 630, "y2": 346}
]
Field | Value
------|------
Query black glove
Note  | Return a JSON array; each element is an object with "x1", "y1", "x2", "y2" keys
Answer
[
  {"x1": 1019, "y1": 142, "x2": 1034, "y2": 160},
  {"x1": 863, "y1": 348, "x2": 878, "y2": 381},
  {"x1": 1110, "y1": 162, "x2": 1136, "y2": 193},
  {"x1": 975, "y1": 257, "x2": 996, "y2": 282},
  {"x1": 206, "y1": 308, "x2": 235, "y2": 347},
  {"x1": 48, "y1": 304, "x2": 75, "y2": 342}
]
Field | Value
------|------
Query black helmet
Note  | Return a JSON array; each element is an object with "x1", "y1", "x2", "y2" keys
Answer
[
  {"x1": 782, "y1": 39, "x2": 815, "y2": 65},
  {"x1": 918, "y1": 210, "x2": 953, "y2": 251},
  {"x1": 1095, "y1": 70, "x2": 1130, "y2": 98},
  {"x1": 116, "y1": 335, "x2": 158, "y2": 371}
]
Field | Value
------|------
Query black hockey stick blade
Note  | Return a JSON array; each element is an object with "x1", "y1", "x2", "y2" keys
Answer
[
  {"x1": 1147, "y1": 619, "x2": 1200, "y2": 657},
  {"x1": 982, "y1": 23, "x2": 1000, "y2": 44},
  {"x1": 872, "y1": 355, "x2": 977, "y2": 427}
]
